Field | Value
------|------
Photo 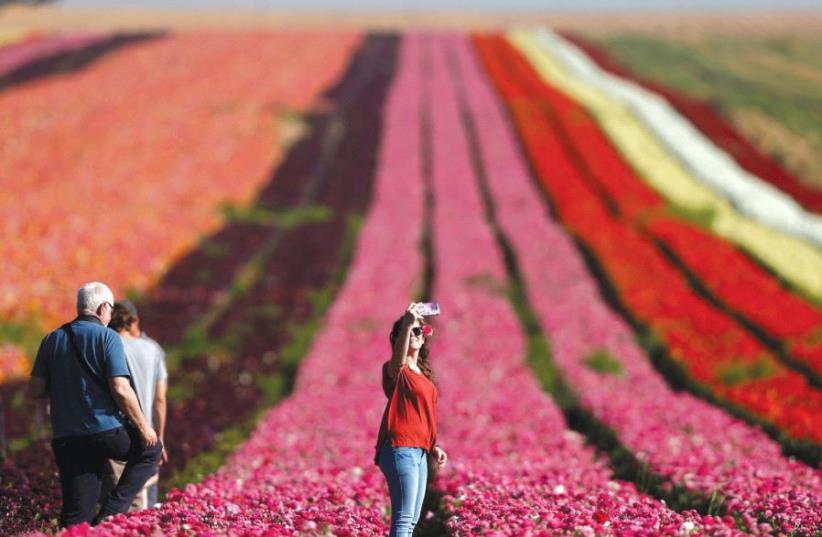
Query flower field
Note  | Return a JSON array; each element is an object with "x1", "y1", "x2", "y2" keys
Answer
[
  {"x1": 476, "y1": 33, "x2": 822, "y2": 449},
  {"x1": 557, "y1": 33, "x2": 822, "y2": 216},
  {"x1": 2, "y1": 25, "x2": 822, "y2": 536}
]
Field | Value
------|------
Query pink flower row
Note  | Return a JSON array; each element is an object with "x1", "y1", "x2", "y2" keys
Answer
[
  {"x1": 25, "y1": 30, "x2": 425, "y2": 537},
  {"x1": 0, "y1": 33, "x2": 107, "y2": 77},
  {"x1": 459, "y1": 30, "x2": 822, "y2": 535},
  {"x1": 424, "y1": 35, "x2": 739, "y2": 536}
]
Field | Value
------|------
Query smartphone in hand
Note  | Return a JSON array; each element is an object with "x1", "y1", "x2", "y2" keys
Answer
[{"x1": 417, "y1": 302, "x2": 440, "y2": 316}]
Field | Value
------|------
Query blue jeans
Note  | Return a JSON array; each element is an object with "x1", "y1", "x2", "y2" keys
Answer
[
  {"x1": 378, "y1": 444, "x2": 428, "y2": 537},
  {"x1": 147, "y1": 482, "x2": 158, "y2": 506}
]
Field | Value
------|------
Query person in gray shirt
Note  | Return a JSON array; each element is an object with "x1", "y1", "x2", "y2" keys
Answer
[
  {"x1": 28, "y1": 282, "x2": 161, "y2": 527},
  {"x1": 103, "y1": 299, "x2": 168, "y2": 509}
]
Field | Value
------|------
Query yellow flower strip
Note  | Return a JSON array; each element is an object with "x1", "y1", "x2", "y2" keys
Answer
[{"x1": 508, "y1": 29, "x2": 822, "y2": 305}]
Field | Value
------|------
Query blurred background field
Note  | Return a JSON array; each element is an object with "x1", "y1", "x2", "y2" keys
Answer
[
  {"x1": 596, "y1": 33, "x2": 822, "y2": 188},
  {"x1": 4, "y1": 6, "x2": 821, "y2": 192},
  {"x1": 1, "y1": 2, "x2": 821, "y2": 534},
  {"x1": 1, "y1": 4, "x2": 819, "y2": 340}
]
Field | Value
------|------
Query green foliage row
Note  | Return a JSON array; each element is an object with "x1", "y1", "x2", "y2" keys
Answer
[
  {"x1": 164, "y1": 214, "x2": 363, "y2": 492},
  {"x1": 598, "y1": 35, "x2": 822, "y2": 145}
]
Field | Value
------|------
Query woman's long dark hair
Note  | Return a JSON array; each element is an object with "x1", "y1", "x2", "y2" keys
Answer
[{"x1": 390, "y1": 317, "x2": 434, "y2": 382}]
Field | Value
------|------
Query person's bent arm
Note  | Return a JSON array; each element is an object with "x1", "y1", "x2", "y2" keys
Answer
[
  {"x1": 109, "y1": 376, "x2": 158, "y2": 447},
  {"x1": 27, "y1": 376, "x2": 47, "y2": 399},
  {"x1": 153, "y1": 380, "x2": 167, "y2": 462},
  {"x1": 387, "y1": 304, "x2": 420, "y2": 380}
]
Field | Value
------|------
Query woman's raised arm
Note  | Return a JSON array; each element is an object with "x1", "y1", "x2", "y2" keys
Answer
[{"x1": 387, "y1": 303, "x2": 420, "y2": 379}]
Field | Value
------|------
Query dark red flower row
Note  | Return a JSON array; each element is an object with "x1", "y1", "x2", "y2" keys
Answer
[
  {"x1": 523, "y1": 35, "x2": 822, "y2": 385},
  {"x1": 0, "y1": 32, "x2": 394, "y2": 537},
  {"x1": 645, "y1": 217, "x2": 822, "y2": 378},
  {"x1": 498, "y1": 35, "x2": 822, "y2": 383}
]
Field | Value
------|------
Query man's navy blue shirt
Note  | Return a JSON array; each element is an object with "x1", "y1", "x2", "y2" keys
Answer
[{"x1": 31, "y1": 315, "x2": 130, "y2": 438}]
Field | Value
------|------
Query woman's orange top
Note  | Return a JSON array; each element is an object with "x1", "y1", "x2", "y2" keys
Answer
[{"x1": 374, "y1": 361, "x2": 438, "y2": 463}]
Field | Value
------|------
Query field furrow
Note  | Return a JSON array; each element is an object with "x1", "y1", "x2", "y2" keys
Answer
[
  {"x1": 23, "y1": 31, "x2": 423, "y2": 537},
  {"x1": 425, "y1": 34, "x2": 738, "y2": 536},
  {"x1": 472, "y1": 33, "x2": 822, "y2": 535},
  {"x1": 476, "y1": 31, "x2": 822, "y2": 460}
]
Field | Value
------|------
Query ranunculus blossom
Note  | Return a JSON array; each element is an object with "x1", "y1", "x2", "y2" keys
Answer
[{"x1": 0, "y1": 343, "x2": 28, "y2": 383}]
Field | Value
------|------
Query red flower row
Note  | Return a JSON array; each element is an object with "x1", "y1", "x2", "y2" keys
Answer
[
  {"x1": 645, "y1": 217, "x2": 822, "y2": 377},
  {"x1": 548, "y1": 33, "x2": 822, "y2": 379},
  {"x1": 474, "y1": 34, "x2": 822, "y2": 444}
]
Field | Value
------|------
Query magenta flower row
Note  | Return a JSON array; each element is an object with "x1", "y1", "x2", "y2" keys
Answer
[
  {"x1": 421, "y1": 34, "x2": 740, "y2": 536},
  {"x1": 458, "y1": 31, "x2": 822, "y2": 535}
]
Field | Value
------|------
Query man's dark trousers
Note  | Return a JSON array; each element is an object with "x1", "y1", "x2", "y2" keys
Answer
[{"x1": 51, "y1": 425, "x2": 162, "y2": 527}]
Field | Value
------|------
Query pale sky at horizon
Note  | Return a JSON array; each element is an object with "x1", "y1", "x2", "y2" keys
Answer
[{"x1": 62, "y1": 0, "x2": 822, "y2": 11}]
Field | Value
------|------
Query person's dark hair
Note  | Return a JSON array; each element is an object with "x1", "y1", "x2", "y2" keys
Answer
[
  {"x1": 389, "y1": 317, "x2": 434, "y2": 382},
  {"x1": 108, "y1": 302, "x2": 137, "y2": 332}
]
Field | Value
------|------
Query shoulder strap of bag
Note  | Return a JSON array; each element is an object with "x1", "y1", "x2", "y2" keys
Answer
[
  {"x1": 62, "y1": 322, "x2": 110, "y2": 393},
  {"x1": 61, "y1": 322, "x2": 144, "y2": 425}
]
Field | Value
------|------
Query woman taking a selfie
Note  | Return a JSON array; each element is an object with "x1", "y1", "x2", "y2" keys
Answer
[{"x1": 375, "y1": 303, "x2": 448, "y2": 537}]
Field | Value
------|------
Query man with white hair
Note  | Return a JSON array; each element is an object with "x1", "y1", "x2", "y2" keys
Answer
[{"x1": 28, "y1": 282, "x2": 163, "y2": 528}]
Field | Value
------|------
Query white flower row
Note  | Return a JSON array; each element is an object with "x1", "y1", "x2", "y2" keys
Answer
[{"x1": 534, "y1": 28, "x2": 822, "y2": 251}]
